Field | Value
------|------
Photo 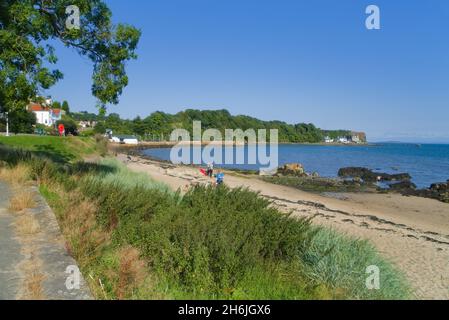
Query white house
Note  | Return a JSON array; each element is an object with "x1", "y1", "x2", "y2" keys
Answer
[
  {"x1": 29, "y1": 103, "x2": 65, "y2": 127},
  {"x1": 338, "y1": 136, "x2": 349, "y2": 144},
  {"x1": 324, "y1": 136, "x2": 334, "y2": 143},
  {"x1": 78, "y1": 120, "x2": 97, "y2": 129},
  {"x1": 351, "y1": 135, "x2": 361, "y2": 143},
  {"x1": 110, "y1": 134, "x2": 139, "y2": 145}
]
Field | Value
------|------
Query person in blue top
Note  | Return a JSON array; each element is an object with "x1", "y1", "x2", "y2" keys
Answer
[{"x1": 215, "y1": 170, "x2": 224, "y2": 186}]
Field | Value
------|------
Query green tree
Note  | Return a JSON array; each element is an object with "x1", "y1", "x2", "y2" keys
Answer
[
  {"x1": 94, "y1": 121, "x2": 106, "y2": 134},
  {"x1": 57, "y1": 115, "x2": 78, "y2": 135},
  {"x1": 52, "y1": 101, "x2": 62, "y2": 110},
  {"x1": 132, "y1": 116, "x2": 146, "y2": 137},
  {"x1": 9, "y1": 108, "x2": 36, "y2": 134},
  {"x1": 62, "y1": 100, "x2": 70, "y2": 113},
  {"x1": 0, "y1": 0, "x2": 141, "y2": 113}
]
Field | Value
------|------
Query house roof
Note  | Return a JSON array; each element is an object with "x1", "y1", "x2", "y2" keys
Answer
[
  {"x1": 28, "y1": 103, "x2": 63, "y2": 116},
  {"x1": 52, "y1": 109, "x2": 62, "y2": 116},
  {"x1": 29, "y1": 103, "x2": 49, "y2": 112}
]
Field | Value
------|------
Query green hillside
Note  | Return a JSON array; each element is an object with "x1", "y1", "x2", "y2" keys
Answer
[{"x1": 72, "y1": 109, "x2": 363, "y2": 143}]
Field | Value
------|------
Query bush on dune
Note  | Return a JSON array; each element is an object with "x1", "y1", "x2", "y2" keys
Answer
[{"x1": 136, "y1": 186, "x2": 316, "y2": 298}]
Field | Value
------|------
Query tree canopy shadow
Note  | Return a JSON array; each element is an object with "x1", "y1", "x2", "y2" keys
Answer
[{"x1": 0, "y1": 144, "x2": 117, "y2": 176}]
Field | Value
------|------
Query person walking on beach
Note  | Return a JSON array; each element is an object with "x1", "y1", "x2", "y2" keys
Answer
[{"x1": 206, "y1": 162, "x2": 214, "y2": 178}]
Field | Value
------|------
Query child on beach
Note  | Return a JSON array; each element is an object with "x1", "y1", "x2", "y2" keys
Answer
[{"x1": 215, "y1": 170, "x2": 224, "y2": 186}]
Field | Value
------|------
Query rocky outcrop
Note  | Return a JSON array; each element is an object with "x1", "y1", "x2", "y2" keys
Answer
[
  {"x1": 338, "y1": 167, "x2": 411, "y2": 183},
  {"x1": 271, "y1": 164, "x2": 448, "y2": 204},
  {"x1": 388, "y1": 180, "x2": 417, "y2": 191},
  {"x1": 277, "y1": 163, "x2": 305, "y2": 177},
  {"x1": 430, "y1": 181, "x2": 449, "y2": 193},
  {"x1": 428, "y1": 180, "x2": 449, "y2": 203},
  {"x1": 388, "y1": 180, "x2": 449, "y2": 203}
]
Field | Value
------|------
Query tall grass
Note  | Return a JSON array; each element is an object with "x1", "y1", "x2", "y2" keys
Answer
[
  {"x1": 302, "y1": 229, "x2": 409, "y2": 299},
  {"x1": 85, "y1": 158, "x2": 171, "y2": 193},
  {"x1": 0, "y1": 146, "x2": 410, "y2": 300}
]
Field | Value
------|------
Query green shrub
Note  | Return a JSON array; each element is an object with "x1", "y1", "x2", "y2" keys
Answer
[
  {"x1": 95, "y1": 134, "x2": 108, "y2": 156},
  {"x1": 136, "y1": 185, "x2": 317, "y2": 298}
]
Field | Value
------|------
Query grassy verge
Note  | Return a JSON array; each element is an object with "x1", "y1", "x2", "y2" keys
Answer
[
  {"x1": 0, "y1": 135, "x2": 97, "y2": 163},
  {"x1": 0, "y1": 140, "x2": 410, "y2": 300}
]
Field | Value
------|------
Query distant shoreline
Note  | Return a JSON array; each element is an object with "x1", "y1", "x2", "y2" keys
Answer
[{"x1": 110, "y1": 140, "x2": 372, "y2": 149}]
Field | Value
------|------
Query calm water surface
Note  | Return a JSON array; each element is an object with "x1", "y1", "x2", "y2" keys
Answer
[{"x1": 142, "y1": 143, "x2": 449, "y2": 188}]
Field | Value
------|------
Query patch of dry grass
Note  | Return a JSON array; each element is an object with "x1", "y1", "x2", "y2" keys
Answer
[
  {"x1": 17, "y1": 249, "x2": 46, "y2": 300},
  {"x1": 15, "y1": 214, "x2": 40, "y2": 235},
  {"x1": 9, "y1": 191, "x2": 36, "y2": 212},
  {"x1": 0, "y1": 164, "x2": 30, "y2": 185},
  {"x1": 24, "y1": 272, "x2": 46, "y2": 300},
  {"x1": 59, "y1": 192, "x2": 110, "y2": 266},
  {"x1": 116, "y1": 246, "x2": 148, "y2": 300}
]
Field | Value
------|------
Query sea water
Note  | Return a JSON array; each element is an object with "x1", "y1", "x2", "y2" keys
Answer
[{"x1": 142, "y1": 143, "x2": 449, "y2": 189}]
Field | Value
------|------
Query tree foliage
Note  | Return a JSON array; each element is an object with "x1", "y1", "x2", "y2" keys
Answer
[
  {"x1": 8, "y1": 107, "x2": 37, "y2": 134},
  {"x1": 57, "y1": 114, "x2": 78, "y2": 135},
  {"x1": 61, "y1": 100, "x2": 70, "y2": 113},
  {"x1": 0, "y1": 0, "x2": 141, "y2": 111},
  {"x1": 71, "y1": 108, "x2": 356, "y2": 143}
]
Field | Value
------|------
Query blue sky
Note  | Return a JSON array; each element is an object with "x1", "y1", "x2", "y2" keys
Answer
[{"x1": 45, "y1": 0, "x2": 449, "y2": 142}]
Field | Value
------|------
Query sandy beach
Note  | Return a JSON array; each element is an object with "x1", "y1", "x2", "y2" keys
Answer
[{"x1": 117, "y1": 153, "x2": 449, "y2": 300}]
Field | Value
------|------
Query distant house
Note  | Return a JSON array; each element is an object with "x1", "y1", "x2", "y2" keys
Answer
[
  {"x1": 324, "y1": 136, "x2": 334, "y2": 143},
  {"x1": 351, "y1": 135, "x2": 360, "y2": 143},
  {"x1": 29, "y1": 103, "x2": 65, "y2": 127},
  {"x1": 109, "y1": 134, "x2": 139, "y2": 145},
  {"x1": 338, "y1": 136, "x2": 349, "y2": 144},
  {"x1": 78, "y1": 120, "x2": 97, "y2": 129}
]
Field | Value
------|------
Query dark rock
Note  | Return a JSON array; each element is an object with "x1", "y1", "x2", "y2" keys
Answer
[
  {"x1": 338, "y1": 167, "x2": 377, "y2": 182},
  {"x1": 338, "y1": 167, "x2": 411, "y2": 183},
  {"x1": 394, "y1": 180, "x2": 449, "y2": 204},
  {"x1": 428, "y1": 182, "x2": 449, "y2": 203},
  {"x1": 389, "y1": 181, "x2": 417, "y2": 191},
  {"x1": 430, "y1": 182, "x2": 449, "y2": 192},
  {"x1": 353, "y1": 177, "x2": 363, "y2": 184},
  {"x1": 387, "y1": 173, "x2": 412, "y2": 181}
]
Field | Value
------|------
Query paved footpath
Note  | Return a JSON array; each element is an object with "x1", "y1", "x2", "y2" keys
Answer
[{"x1": 0, "y1": 180, "x2": 92, "y2": 300}]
